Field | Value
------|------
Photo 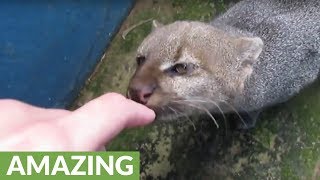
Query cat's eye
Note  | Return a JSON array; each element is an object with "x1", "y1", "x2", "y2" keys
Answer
[
  {"x1": 172, "y1": 63, "x2": 188, "y2": 74},
  {"x1": 136, "y1": 56, "x2": 146, "y2": 66},
  {"x1": 167, "y1": 63, "x2": 196, "y2": 76}
]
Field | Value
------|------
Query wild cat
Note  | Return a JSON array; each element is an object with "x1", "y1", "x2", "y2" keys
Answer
[{"x1": 127, "y1": 0, "x2": 320, "y2": 128}]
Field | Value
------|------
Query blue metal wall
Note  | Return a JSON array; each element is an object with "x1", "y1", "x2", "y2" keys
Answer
[{"x1": 0, "y1": 1, "x2": 133, "y2": 108}]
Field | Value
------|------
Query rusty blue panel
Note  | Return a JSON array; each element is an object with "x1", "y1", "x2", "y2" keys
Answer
[{"x1": 0, "y1": 1, "x2": 133, "y2": 108}]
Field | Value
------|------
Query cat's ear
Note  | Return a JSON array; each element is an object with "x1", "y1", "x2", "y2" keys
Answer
[
  {"x1": 152, "y1": 20, "x2": 164, "y2": 30},
  {"x1": 234, "y1": 37, "x2": 263, "y2": 90},
  {"x1": 236, "y1": 37, "x2": 263, "y2": 64}
]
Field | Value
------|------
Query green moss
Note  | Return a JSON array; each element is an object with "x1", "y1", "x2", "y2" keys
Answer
[
  {"x1": 171, "y1": 0, "x2": 214, "y2": 21},
  {"x1": 277, "y1": 83, "x2": 320, "y2": 179}
]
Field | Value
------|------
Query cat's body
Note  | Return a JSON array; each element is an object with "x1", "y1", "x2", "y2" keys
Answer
[{"x1": 213, "y1": 0, "x2": 320, "y2": 111}]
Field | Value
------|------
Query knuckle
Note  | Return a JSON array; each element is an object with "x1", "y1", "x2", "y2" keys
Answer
[
  {"x1": 89, "y1": 93, "x2": 127, "y2": 111},
  {"x1": 100, "y1": 93, "x2": 126, "y2": 103}
]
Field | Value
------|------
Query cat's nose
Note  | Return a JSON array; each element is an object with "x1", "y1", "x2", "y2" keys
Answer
[{"x1": 127, "y1": 83, "x2": 156, "y2": 105}]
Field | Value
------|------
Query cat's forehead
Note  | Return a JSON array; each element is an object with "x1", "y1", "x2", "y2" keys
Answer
[
  {"x1": 137, "y1": 22, "x2": 191, "y2": 53},
  {"x1": 137, "y1": 21, "x2": 212, "y2": 68},
  {"x1": 138, "y1": 31, "x2": 182, "y2": 55},
  {"x1": 137, "y1": 39, "x2": 183, "y2": 69}
]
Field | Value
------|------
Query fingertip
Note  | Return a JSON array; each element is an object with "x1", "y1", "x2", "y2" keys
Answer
[
  {"x1": 133, "y1": 100, "x2": 156, "y2": 120},
  {"x1": 102, "y1": 93, "x2": 156, "y2": 124},
  {"x1": 144, "y1": 107, "x2": 156, "y2": 122},
  {"x1": 125, "y1": 101, "x2": 156, "y2": 127}
]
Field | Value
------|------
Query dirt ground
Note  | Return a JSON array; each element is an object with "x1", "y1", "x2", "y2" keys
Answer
[{"x1": 72, "y1": 1, "x2": 320, "y2": 179}]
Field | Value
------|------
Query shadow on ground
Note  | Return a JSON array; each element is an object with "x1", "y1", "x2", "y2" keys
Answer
[{"x1": 72, "y1": 0, "x2": 320, "y2": 179}]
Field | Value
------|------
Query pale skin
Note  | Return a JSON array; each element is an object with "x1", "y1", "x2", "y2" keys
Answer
[{"x1": 0, "y1": 93, "x2": 155, "y2": 151}]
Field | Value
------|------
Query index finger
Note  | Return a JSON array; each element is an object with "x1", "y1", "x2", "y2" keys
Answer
[{"x1": 56, "y1": 93, "x2": 155, "y2": 151}]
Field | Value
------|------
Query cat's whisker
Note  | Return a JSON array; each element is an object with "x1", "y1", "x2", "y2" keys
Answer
[
  {"x1": 173, "y1": 100, "x2": 219, "y2": 128},
  {"x1": 183, "y1": 98, "x2": 228, "y2": 132},
  {"x1": 167, "y1": 105, "x2": 196, "y2": 131},
  {"x1": 219, "y1": 100, "x2": 248, "y2": 129},
  {"x1": 184, "y1": 98, "x2": 227, "y2": 121}
]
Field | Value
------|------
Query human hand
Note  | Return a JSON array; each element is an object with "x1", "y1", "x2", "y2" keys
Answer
[{"x1": 0, "y1": 93, "x2": 155, "y2": 151}]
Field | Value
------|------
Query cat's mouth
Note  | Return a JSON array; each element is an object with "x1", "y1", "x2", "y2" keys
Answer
[{"x1": 149, "y1": 103, "x2": 190, "y2": 121}]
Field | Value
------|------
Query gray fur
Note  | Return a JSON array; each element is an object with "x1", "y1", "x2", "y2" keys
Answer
[{"x1": 212, "y1": 0, "x2": 320, "y2": 111}]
